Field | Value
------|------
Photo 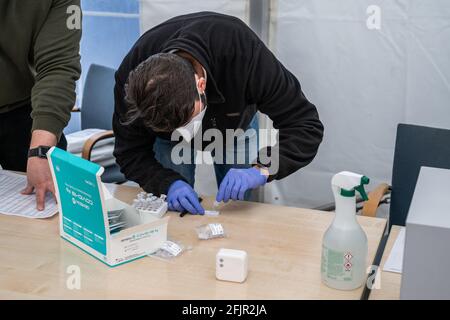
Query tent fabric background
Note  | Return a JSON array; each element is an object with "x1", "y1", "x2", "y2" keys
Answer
[
  {"x1": 265, "y1": 0, "x2": 450, "y2": 209},
  {"x1": 139, "y1": 0, "x2": 249, "y2": 32}
]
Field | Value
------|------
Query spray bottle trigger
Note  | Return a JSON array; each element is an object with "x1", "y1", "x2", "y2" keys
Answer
[{"x1": 355, "y1": 176, "x2": 370, "y2": 201}]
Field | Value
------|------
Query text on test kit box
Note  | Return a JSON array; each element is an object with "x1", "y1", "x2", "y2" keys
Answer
[{"x1": 48, "y1": 147, "x2": 169, "y2": 267}]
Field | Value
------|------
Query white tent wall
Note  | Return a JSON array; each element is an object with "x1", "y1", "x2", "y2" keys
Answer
[
  {"x1": 264, "y1": 0, "x2": 450, "y2": 210},
  {"x1": 139, "y1": 0, "x2": 450, "y2": 210},
  {"x1": 140, "y1": 0, "x2": 249, "y2": 32}
]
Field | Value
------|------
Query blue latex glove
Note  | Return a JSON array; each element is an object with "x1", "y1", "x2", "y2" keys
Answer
[
  {"x1": 167, "y1": 180, "x2": 204, "y2": 215},
  {"x1": 216, "y1": 167, "x2": 268, "y2": 203}
]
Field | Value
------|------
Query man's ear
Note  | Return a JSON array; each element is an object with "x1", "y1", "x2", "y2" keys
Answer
[{"x1": 197, "y1": 76, "x2": 206, "y2": 93}]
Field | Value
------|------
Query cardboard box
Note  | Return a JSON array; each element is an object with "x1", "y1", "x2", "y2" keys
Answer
[{"x1": 48, "y1": 147, "x2": 169, "y2": 267}]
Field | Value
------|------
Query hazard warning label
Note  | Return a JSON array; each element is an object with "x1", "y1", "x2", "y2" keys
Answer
[{"x1": 344, "y1": 252, "x2": 353, "y2": 271}]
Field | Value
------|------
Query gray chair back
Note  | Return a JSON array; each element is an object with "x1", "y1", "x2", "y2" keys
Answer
[{"x1": 81, "y1": 64, "x2": 116, "y2": 130}]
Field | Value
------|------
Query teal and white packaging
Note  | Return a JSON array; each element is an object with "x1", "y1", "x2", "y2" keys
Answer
[{"x1": 47, "y1": 147, "x2": 169, "y2": 267}]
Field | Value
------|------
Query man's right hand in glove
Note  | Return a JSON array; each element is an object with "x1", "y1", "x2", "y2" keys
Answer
[{"x1": 167, "y1": 180, "x2": 205, "y2": 215}]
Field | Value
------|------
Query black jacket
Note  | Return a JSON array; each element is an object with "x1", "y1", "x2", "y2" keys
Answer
[{"x1": 113, "y1": 12, "x2": 324, "y2": 195}]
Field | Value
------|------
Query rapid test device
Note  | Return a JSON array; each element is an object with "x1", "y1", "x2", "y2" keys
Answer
[
  {"x1": 47, "y1": 147, "x2": 169, "y2": 267},
  {"x1": 216, "y1": 248, "x2": 248, "y2": 283}
]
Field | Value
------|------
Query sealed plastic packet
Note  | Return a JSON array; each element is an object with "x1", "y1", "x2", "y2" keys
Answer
[
  {"x1": 195, "y1": 223, "x2": 226, "y2": 240},
  {"x1": 149, "y1": 239, "x2": 190, "y2": 260},
  {"x1": 107, "y1": 209, "x2": 127, "y2": 234}
]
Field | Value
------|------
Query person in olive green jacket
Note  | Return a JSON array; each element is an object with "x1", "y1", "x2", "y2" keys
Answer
[{"x1": 0, "y1": 0, "x2": 81, "y2": 210}]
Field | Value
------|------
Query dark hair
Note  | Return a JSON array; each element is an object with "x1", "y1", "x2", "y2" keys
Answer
[{"x1": 123, "y1": 53, "x2": 198, "y2": 132}]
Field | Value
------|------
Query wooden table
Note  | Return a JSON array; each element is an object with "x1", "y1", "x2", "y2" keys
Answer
[
  {"x1": 0, "y1": 184, "x2": 387, "y2": 299},
  {"x1": 369, "y1": 225, "x2": 402, "y2": 300}
]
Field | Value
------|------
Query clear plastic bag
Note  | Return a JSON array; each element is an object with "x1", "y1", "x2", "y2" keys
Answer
[
  {"x1": 149, "y1": 240, "x2": 191, "y2": 260},
  {"x1": 195, "y1": 223, "x2": 226, "y2": 240}
]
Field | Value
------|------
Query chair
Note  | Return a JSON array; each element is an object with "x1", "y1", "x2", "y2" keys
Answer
[{"x1": 74, "y1": 64, "x2": 126, "y2": 184}]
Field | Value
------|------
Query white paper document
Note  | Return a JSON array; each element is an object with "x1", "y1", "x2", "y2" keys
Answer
[
  {"x1": 383, "y1": 227, "x2": 406, "y2": 274},
  {"x1": 0, "y1": 170, "x2": 58, "y2": 219}
]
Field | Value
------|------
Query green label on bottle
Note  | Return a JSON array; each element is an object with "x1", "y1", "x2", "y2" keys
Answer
[{"x1": 321, "y1": 245, "x2": 354, "y2": 282}]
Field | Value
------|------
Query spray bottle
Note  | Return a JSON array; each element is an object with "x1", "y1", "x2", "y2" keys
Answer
[{"x1": 321, "y1": 171, "x2": 370, "y2": 290}]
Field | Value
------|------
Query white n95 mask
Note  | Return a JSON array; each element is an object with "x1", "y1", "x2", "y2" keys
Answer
[{"x1": 176, "y1": 92, "x2": 207, "y2": 143}]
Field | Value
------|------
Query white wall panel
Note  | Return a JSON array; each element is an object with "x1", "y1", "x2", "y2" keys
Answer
[{"x1": 265, "y1": 0, "x2": 450, "y2": 209}]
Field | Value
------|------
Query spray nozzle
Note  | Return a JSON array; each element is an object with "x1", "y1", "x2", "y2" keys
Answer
[
  {"x1": 332, "y1": 172, "x2": 370, "y2": 200},
  {"x1": 354, "y1": 176, "x2": 370, "y2": 201}
]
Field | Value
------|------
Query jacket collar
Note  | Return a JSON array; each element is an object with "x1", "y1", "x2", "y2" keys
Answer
[{"x1": 162, "y1": 38, "x2": 225, "y2": 104}]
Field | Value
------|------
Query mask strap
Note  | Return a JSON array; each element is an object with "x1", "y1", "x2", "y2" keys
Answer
[{"x1": 201, "y1": 66, "x2": 207, "y2": 83}]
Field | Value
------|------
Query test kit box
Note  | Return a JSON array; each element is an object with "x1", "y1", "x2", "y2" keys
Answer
[
  {"x1": 47, "y1": 147, "x2": 169, "y2": 267},
  {"x1": 401, "y1": 166, "x2": 450, "y2": 299}
]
